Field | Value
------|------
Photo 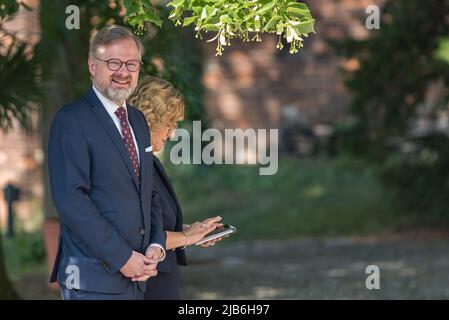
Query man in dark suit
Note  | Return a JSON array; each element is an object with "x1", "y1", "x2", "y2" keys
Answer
[{"x1": 48, "y1": 25, "x2": 166, "y2": 300}]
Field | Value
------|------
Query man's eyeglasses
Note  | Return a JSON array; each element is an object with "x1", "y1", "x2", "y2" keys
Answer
[{"x1": 96, "y1": 57, "x2": 143, "y2": 72}]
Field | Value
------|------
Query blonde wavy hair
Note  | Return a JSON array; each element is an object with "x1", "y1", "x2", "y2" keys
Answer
[{"x1": 128, "y1": 76, "x2": 185, "y2": 133}]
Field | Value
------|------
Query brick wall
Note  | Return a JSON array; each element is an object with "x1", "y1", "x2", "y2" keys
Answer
[{"x1": 201, "y1": 0, "x2": 384, "y2": 129}]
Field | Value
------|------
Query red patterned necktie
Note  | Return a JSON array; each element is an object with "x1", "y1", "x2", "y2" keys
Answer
[{"x1": 114, "y1": 107, "x2": 140, "y2": 183}]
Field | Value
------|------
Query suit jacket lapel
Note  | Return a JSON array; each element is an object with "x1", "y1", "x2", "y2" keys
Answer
[{"x1": 85, "y1": 87, "x2": 140, "y2": 192}]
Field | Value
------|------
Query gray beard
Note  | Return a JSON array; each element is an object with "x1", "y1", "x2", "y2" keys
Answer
[{"x1": 104, "y1": 86, "x2": 133, "y2": 105}]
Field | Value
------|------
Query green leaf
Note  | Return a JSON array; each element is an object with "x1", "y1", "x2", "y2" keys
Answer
[
  {"x1": 123, "y1": 0, "x2": 134, "y2": 10},
  {"x1": 200, "y1": 6, "x2": 207, "y2": 20},
  {"x1": 219, "y1": 14, "x2": 231, "y2": 24},
  {"x1": 127, "y1": 2, "x2": 140, "y2": 15},
  {"x1": 286, "y1": 7, "x2": 312, "y2": 19},
  {"x1": 435, "y1": 37, "x2": 449, "y2": 64},
  {"x1": 183, "y1": 16, "x2": 197, "y2": 26},
  {"x1": 201, "y1": 24, "x2": 220, "y2": 32},
  {"x1": 297, "y1": 19, "x2": 315, "y2": 34},
  {"x1": 192, "y1": 6, "x2": 203, "y2": 15},
  {"x1": 204, "y1": 16, "x2": 220, "y2": 26},
  {"x1": 127, "y1": 14, "x2": 143, "y2": 26},
  {"x1": 256, "y1": 1, "x2": 276, "y2": 15},
  {"x1": 167, "y1": 0, "x2": 185, "y2": 8},
  {"x1": 263, "y1": 15, "x2": 281, "y2": 31},
  {"x1": 141, "y1": 0, "x2": 154, "y2": 10},
  {"x1": 145, "y1": 10, "x2": 163, "y2": 28},
  {"x1": 287, "y1": 2, "x2": 310, "y2": 11}
]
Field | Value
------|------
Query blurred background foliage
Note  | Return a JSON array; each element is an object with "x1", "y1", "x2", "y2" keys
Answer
[
  {"x1": 165, "y1": 157, "x2": 399, "y2": 240},
  {"x1": 331, "y1": 0, "x2": 449, "y2": 220}
]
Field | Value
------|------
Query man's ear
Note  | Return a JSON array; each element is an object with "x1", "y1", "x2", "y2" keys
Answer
[{"x1": 88, "y1": 57, "x2": 95, "y2": 76}]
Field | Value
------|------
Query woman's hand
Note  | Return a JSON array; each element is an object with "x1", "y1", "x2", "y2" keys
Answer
[
  {"x1": 183, "y1": 216, "x2": 223, "y2": 246},
  {"x1": 199, "y1": 236, "x2": 225, "y2": 247}
]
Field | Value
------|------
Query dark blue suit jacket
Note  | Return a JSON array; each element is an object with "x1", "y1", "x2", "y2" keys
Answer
[
  {"x1": 48, "y1": 86, "x2": 165, "y2": 294},
  {"x1": 144, "y1": 155, "x2": 187, "y2": 299}
]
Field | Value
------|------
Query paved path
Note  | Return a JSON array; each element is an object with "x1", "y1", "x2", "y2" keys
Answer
[
  {"x1": 14, "y1": 236, "x2": 449, "y2": 299},
  {"x1": 180, "y1": 237, "x2": 449, "y2": 299}
]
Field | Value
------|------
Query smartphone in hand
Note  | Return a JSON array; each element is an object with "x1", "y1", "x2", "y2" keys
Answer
[{"x1": 195, "y1": 224, "x2": 237, "y2": 245}]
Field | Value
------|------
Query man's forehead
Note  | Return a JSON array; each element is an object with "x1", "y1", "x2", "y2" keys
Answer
[{"x1": 97, "y1": 39, "x2": 140, "y2": 58}]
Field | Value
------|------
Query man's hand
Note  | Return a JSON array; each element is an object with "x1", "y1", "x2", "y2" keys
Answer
[
  {"x1": 128, "y1": 246, "x2": 164, "y2": 282},
  {"x1": 120, "y1": 250, "x2": 155, "y2": 278},
  {"x1": 145, "y1": 246, "x2": 164, "y2": 263},
  {"x1": 131, "y1": 261, "x2": 158, "y2": 282}
]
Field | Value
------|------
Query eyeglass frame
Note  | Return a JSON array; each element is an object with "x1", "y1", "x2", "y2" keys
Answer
[{"x1": 96, "y1": 57, "x2": 143, "y2": 72}]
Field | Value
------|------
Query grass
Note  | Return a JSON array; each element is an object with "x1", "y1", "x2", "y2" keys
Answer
[
  {"x1": 2, "y1": 231, "x2": 46, "y2": 281},
  {"x1": 163, "y1": 156, "x2": 402, "y2": 241}
]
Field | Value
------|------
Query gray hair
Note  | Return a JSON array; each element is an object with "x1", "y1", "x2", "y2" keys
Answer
[{"x1": 89, "y1": 25, "x2": 144, "y2": 59}]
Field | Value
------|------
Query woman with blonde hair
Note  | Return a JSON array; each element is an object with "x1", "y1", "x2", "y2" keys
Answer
[{"x1": 129, "y1": 76, "x2": 222, "y2": 300}]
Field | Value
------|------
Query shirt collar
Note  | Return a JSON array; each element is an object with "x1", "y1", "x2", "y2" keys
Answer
[{"x1": 92, "y1": 84, "x2": 127, "y2": 118}]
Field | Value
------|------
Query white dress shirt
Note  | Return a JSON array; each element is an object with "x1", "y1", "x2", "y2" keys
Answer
[
  {"x1": 92, "y1": 85, "x2": 140, "y2": 163},
  {"x1": 92, "y1": 85, "x2": 165, "y2": 262}
]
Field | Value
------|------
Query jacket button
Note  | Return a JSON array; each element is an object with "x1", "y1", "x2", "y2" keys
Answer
[
  {"x1": 139, "y1": 228, "x2": 146, "y2": 236},
  {"x1": 100, "y1": 260, "x2": 109, "y2": 270}
]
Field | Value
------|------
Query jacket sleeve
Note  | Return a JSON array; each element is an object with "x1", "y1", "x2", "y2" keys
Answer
[
  {"x1": 48, "y1": 109, "x2": 132, "y2": 273},
  {"x1": 149, "y1": 189, "x2": 166, "y2": 251}
]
